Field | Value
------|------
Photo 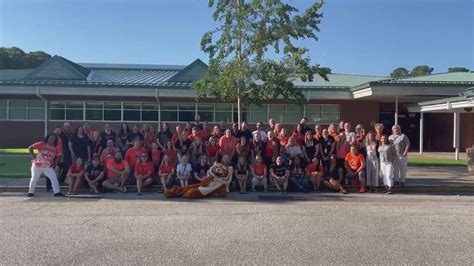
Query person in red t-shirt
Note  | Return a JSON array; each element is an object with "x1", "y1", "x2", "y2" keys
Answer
[
  {"x1": 206, "y1": 137, "x2": 220, "y2": 165},
  {"x1": 134, "y1": 153, "x2": 154, "y2": 195},
  {"x1": 151, "y1": 142, "x2": 162, "y2": 170},
  {"x1": 219, "y1": 129, "x2": 237, "y2": 159},
  {"x1": 345, "y1": 145, "x2": 366, "y2": 193},
  {"x1": 67, "y1": 157, "x2": 85, "y2": 195},
  {"x1": 159, "y1": 155, "x2": 175, "y2": 190},
  {"x1": 306, "y1": 157, "x2": 324, "y2": 191},
  {"x1": 99, "y1": 139, "x2": 120, "y2": 166},
  {"x1": 251, "y1": 155, "x2": 268, "y2": 192},
  {"x1": 125, "y1": 139, "x2": 147, "y2": 173},
  {"x1": 27, "y1": 134, "x2": 65, "y2": 197},
  {"x1": 103, "y1": 153, "x2": 130, "y2": 193},
  {"x1": 291, "y1": 124, "x2": 305, "y2": 146}
]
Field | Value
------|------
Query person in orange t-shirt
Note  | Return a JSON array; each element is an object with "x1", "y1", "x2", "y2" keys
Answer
[
  {"x1": 134, "y1": 153, "x2": 154, "y2": 195},
  {"x1": 219, "y1": 129, "x2": 237, "y2": 159},
  {"x1": 103, "y1": 153, "x2": 130, "y2": 193},
  {"x1": 291, "y1": 124, "x2": 305, "y2": 146},
  {"x1": 125, "y1": 140, "x2": 147, "y2": 172},
  {"x1": 345, "y1": 145, "x2": 366, "y2": 193}
]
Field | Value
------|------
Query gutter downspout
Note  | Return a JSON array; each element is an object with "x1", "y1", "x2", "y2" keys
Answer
[
  {"x1": 155, "y1": 88, "x2": 160, "y2": 129},
  {"x1": 36, "y1": 86, "x2": 48, "y2": 137}
]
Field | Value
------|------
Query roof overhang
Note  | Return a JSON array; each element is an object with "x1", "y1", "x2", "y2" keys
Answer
[{"x1": 407, "y1": 100, "x2": 474, "y2": 113}]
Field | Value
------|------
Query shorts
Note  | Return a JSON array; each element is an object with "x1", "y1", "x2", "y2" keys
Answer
[
  {"x1": 345, "y1": 170, "x2": 365, "y2": 180},
  {"x1": 336, "y1": 158, "x2": 345, "y2": 169}
]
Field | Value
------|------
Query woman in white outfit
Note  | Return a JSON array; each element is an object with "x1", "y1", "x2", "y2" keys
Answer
[
  {"x1": 378, "y1": 135, "x2": 397, "y2": 194},
  {"x1": 389, "y1": 125, "x2": 410, "y2": 187},
  {"x1": 364, "y1": 132, "x2": 379, "y2": 192}
]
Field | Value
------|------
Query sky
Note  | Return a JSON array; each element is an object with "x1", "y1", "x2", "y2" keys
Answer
[{"x1": 0, "y1": 0, "x2": 472, "y2": 76}]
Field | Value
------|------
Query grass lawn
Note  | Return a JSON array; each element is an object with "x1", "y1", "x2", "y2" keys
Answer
[
  {"x1": 408, "y1": 156, "x2": 467, "y2": 167},
  {"x1": 0, "y1": 148, "x2": 29, "y2": 155}
]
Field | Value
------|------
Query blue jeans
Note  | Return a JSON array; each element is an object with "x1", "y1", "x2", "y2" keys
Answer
[{"x1": 289, "y1": 177, "x2": 311, "y2": 191}]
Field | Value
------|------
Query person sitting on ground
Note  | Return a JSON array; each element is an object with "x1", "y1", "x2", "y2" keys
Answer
[
  {"x1": 159, "y1": 155, "x2": 175, "y2": 191},
  {"x1": 103, "y1": 153, "x2": 130, "y2": 193},
  {"x1": 289, "y1": 156, "x2": 310, "y2": 193},
  {"x1": 345, "y1": 145, "x2": 366, "y2": 193},
  {"x1": 27, "y1": 133, "x2": 65, "y2": 197},
  {"x1": 67, "y1": 157, "x2": 85, "y2": 195},
  {"x1": 124, "y1": 139, "x2": 147, "y2": 182},
  {"x1": 134, "y1": 153, "x2": 154, "y2": 195},
  {"x1": 323, "y1": 154, "x2": 347, "y2": 194},
  {"x1": 235, "y1": 156, "x2": 249, "y2": 194},
  {"x1": 176, "y1": 155, "x2": 192, "y2": 187},
  {"x1": 84, "y1": 155, "x2": 105, "y2": 194},
  {"x1": 270, "y1": 156, "x2": 290, "y2": 194},
  {"x1": 193, "y1": 155, "x2": 210, "y2": 183},
  {"x1": 306, "y1": 157, "x2": 324, "y2": 192},
  {"x1": 251, "y1": 155, "x2": 268, "y2": 192}
]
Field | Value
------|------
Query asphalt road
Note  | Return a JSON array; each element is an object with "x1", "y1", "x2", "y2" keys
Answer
[{"x1": 0, "y1": 192, "x2": 473, "y2": 265}]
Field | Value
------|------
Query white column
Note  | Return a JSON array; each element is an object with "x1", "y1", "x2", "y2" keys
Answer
[
  {"x1": 44, "y1": 100, "x2": 48, "y2": 137},
  {"x1": 419, "y1": 112, "x2": 424, "y2": 154},
  {"x1": 453, "y1": 111, "x2": 460, "y2": 160},
  {"x1": 395, "y1": 96, "x2": 399, "y2": 125}
]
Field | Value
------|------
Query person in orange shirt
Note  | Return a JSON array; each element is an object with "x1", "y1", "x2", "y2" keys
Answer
[
  {"x1": 134, "y1": 153, "x2": 154, "y2": 195},
  {"x1": 163, "y1": 140, "x2": 178, "y2": 167},
  {"x1": 125, "y1": 139, "x2": 147, "y2": 174},
  {"x1": 345, "y1": 145, "x2": 366, "y2": 193},
  {"x1": 251, "y1": 155, "x2": 268, "y2": 192},
  {"x1": 159, "y1": 155, "x2": 175, "y2": 191},
  {"x1": 306, "y1": 157, "x2": 324, "y2": 192},
  {"x1": 278, "y1": 127, "x2": 289, "y2": 147},
  {"x1": 144, "y1": 125, "x2": 157, "y2": 152},
  {"x1": 219, "y1": 129, "x2": 237, "y2": 159},
  {"x1": 274, "y1": 123, "x2": 282, "y2": 138},
  {"x1": 171, "y1": 125, "x2": 182, "y2": 144},
  {"x1": 328, "y1": 123, "x2": 339, "y2": 141},
  {"x1": 99, "y1": 139, "x2": 120, "y2": 166},
  {"x1": 66, "y1": 157, "x2": 85, "y2": 195},
  {"x1": 291, "y1": 124, "x2": 305, "y2": 146},
  {"x1": 206, "y1": 136, "x2": 220, "y2": 165},
  {"x1": 103, "y1": 153, "x2": 130, "y2": 193},
  {"x1": 151, "y1": 142, "x2": 162, "y2": 181}
]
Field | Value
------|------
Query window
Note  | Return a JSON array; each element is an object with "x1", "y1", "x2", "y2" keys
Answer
[
  {"x1": 49, "y1": 101, "x2": 66, "y2": 120},
  {"x1": 28, "y1": 100, "x2": 45, "y2": 120},
  {"x1": 215, "y1": 104, "x2": 233, "y2": 122},
  {"x1": 104, "y1": 102, "x2": 121, "y2": 121},
  {"x1": 8, "y1": 100, "x2": 45, "y2": 120},
  {"x1": 86, "y1": 102, "x2": 103, "y2": 121},
  {"x1": 160, "y1": 104, "x2": 178, "y2": 122},
  {"x1": 249, "y1": 105, "x2": 267, "y2": 123},
  {"x1": 9, "y1": 100, "x2": 27, "y2": 120},
  {"x1": 306, "y1": 104, "x2": 340, "y2": 124},
  {"x1": 142, "y1": 103, "x2": 158, "y2": 121},
  {"x1": 197, "y1": 104, "x2": 214, "y2": 122},
  {"x1": 178, "y1": 104, "x2": 195, "y2": 122},
  {"x1": 0, "y1": 100, "x2": 6, "y2": 120},
  {"x1": 123, "y1": 103, "x2": 140, "y2": 121},
  {"x1": 306, "y1": 104, "x2": 322, "y2": 123},
  {"x1": 65, "y1": 101, "x2": 83, "y2": 120}
]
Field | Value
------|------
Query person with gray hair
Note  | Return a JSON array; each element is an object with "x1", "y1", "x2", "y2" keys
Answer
[{"x1": 389, "y1": 124, "x2": 410, "y2": 187}]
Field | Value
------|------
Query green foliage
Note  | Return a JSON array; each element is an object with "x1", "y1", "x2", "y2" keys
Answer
[
  {"x1": 410, "y1": 65, "x2": 434, "y2": 77},
  {"x1": 0, "y1": 47, "x2": 52, "y2": 69},
  {"x1": 448, "y1": 67, "x2": 469, "y2": 73},
  {"x1": 194, "y1": 0, "x2": 329, "y2": 107},
  {"x1": 390, "y1": 67, "x2": 409, "y2": 78}
]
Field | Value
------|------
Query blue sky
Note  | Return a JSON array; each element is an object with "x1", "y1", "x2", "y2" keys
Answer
[{"x1": 0, "y1": 0, "x2": 472, "y2": 76}]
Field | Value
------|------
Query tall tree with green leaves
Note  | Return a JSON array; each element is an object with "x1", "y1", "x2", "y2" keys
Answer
[
  {"x1": 448, "y1": 67, "x2": 469, "y2": 73},
  {"x1": 410, "y1": 65, "x2": 434, "y2": 77},
  {"x1": 193, "y1": 0, "x2": 329, "y2": 127},
  {"x1": 390, "y1": 67, "x2": 409, "y2": 78}
]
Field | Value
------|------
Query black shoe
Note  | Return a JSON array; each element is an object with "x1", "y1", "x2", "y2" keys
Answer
[
  {"x1": 394, "y1": 181, "x2": 400, "y2": 186},
  {"x1": 54, "y1": 192, "x2": 66, "y2": 197},
  {"x1": 27, "y1": 193, "x2": 34, "y2": 197},
  {"x1": 400, "y1": 182, "x2": 406, "y2": 188}
]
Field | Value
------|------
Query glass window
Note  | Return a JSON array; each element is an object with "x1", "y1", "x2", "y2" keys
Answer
[
  {"x1": 85, "y1": 102, "x2": 103, "y2": 121},
  {"x1": 9, "y1": 100, "x2": 27, "y2": 120},
  {"x1": 123, "y1": 103, "x2": 140, "y2": 121},
  {"x1": 197, "y1": 104, "x2": 214, "y2": 122},
  {"x1": 142, "y1": 103, "x2": 158, "y2": 121},
  {"x1": 306, "y1": 104, "x2": 322, "y2": 124},
  {"x1": 249, "y1": 105, "x2": 267, "y2": 123},
  {"x1": 268, "y1": 105, "x2": 285, "y2": 123},
  {"x1": 0, "y1": 100, "x2": 6, "y2": 119},
  {"x1": 178, "y1": 104, "x2": 195, "y2": 122},
  {"x1": 103, "y1": 102, "x2": 121, "y2": 121},
  {"x1": 65, "y1": 101, "x2": 83, "y2": 120},
  {"x1": 160, "y1": 104, "x2": 178, "y2": 122},
  {"x1": 27, "y1": 100, "x2": 45, "y2": 120},
  {"x1": 215, "y1": 104, "x2": 232, "y2": 122}
]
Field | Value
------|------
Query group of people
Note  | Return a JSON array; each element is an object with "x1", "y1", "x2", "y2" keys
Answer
[{"x1": 27, "y1": 113, "x2": 410, "y2": 197}]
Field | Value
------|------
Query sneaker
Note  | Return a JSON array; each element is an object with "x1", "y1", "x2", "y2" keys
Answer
[
  {"x1": 358, "y1": 187, "x2": 366, "y2": 193},
  {"x1": 54, "y1": 192, "x2": 66, "y2": 197},
  {"x1": 136, "y1": 193, "x2": 142, "y2": 196},
  {"x1": 27, "y1": 193, "x2": 34, "y2": 197}
]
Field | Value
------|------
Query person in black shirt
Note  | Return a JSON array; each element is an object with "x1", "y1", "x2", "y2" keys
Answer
[
  {"x1": 270, "y1": 156, "x2": 290, "y2": 194},
  {"x1": 100, "y1": 123, "x2": 116, "y2": 149},
  {"x1": 69, "y1": 125, "x2": 91, "y2": 163},
  {"x1": 175, "y1": 131, "x2": 191, "y2": 163},
  {"x1": 193, "y1": 156, "x2": 209, "y2": 183},
  {"x1": 231, "y1": 123, "x2": 241, "y2": 138},
  {"x1": 127, "y1": 124, "x2": 144, "y2": 147},
  {"x1": 193, "y1": 114, "x2": 204, "y2": 131},
  {"x1": 58, "y1": 122, "x2": 73, "y2": 184},
  {"x1": 319, "y1": 129, "x2": 335, "y2": 174},
  {"x1": 239, "y1": 122, "x2": 253, "y2": 141},
  {"x1": 157, "y1": 123, "x2": 172, "y2": 150},
  {"x1": 117, "y1": 123, "x2": 130, "y2": 154},
  {"x1": 84, "y1": 155, "x2": 105, "y2": 194}
]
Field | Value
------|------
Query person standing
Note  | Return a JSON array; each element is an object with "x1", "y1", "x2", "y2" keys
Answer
[
  {"x1": 27, "y1": 134, "x2": 66, "y2": 197},
  {"x1": 389, "y1": 125, "x2": 410, "y2": 187},
  {"x1": 69, "y1": 125, "x2": 91, "y2": 164},
  {"x1": 364, "y1": 132, "x2": 379, "y2": 192},
  {"x1": 157, "y1": 123, "x2": 172, "y2": 150},
  {"x1": 378, "y1": 135, "x2": 396, "y2": 194},
  {"x1": 58, "y1": 122, "x2": 73, "y2": 184},
  {"x1": 320, "y1": 129, "x2": 335, "y2": 174},
  {"x1": 100, "y1": 123, "x2": 116, "y2": 149},
  {"x1": 252, "y1": 121, "x2": 267, "y2": 142}
]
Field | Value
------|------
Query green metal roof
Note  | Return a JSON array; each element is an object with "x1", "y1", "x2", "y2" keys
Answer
[
  {"x1": 417, "y1": 87, "x2": 474, "y2": 106},
  {"x1": 378, "y1": 72, "x2": 474, "y2": 83},
  {"x1": 293, "y1": 73, "x2": 385, "y2": 89},
  {"x1": 25, "y1": 55, "x2": 91, "y2": 80}
]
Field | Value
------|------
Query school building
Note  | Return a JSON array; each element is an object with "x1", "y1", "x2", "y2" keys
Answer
[{"x1": 0, "y1": 55, "x2": 473, "y2": 153}]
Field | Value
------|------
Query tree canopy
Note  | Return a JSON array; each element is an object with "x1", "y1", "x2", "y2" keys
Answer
[
  {"x1": 390, "y1": 67, "x2": 409, "y2": 78},
  {"x1": 193, "y1": 0, "x2": 329, "y2": 125},
  {"x1": 410, "y1": 65, "x2": 434, "y2": 77},
  {"x1": 448, "y1": 67, "x2": 469, "y2": 73},
  {"x1": 0, "y1": 47, "x2": 51, "y2": 69}
]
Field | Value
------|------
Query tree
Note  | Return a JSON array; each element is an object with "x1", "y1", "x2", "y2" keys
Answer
[
  {"x1": 448, "y1": 67, "x2": 469, "y2": 73},
  {"x1": 193, "y1": 0, "x2": 329, "y2": 127},
  {"x1": 390, "y1": 67, "x2": 409, "y2": 78},
  {"x1": 410, "y1": 65, "x2": 433, "y2": 77},
  {"x1": 0, "y1": 47, "x2": 51, "y2": 69}
]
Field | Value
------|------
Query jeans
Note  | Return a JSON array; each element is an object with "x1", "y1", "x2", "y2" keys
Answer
[{"x1": 289, "y1": 177, "x2": 311, "y2": 191}]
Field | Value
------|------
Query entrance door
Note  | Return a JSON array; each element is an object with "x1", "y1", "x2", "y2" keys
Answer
[{"x1": 380, "y1": 112, "x2": 420, "y2": 151}]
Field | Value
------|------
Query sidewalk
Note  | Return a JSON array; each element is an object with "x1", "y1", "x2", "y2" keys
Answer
[{"x1": 1, "y1": 167, "x2": 473, "y2": 194}]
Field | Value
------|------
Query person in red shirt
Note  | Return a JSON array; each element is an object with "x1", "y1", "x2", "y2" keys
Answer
[
  {"x1": 134, "y1": 153, "x2": 154, "y2": 195},
  {"x1": 171, "y1": 125, "x2": 182, "y2": 144},
  {"x1": 206, "y1": 136, "x2": 220, "y2": 165},
  {"x1": 27, "y1": 134, "x2": 65, "y2": 197},
  {"x1": 159, "y1": 155, "x2": 175, "y2": 191},
  {"x1": 313, "y1": 124, "x2": 322, "y2": 141},
  {"x1": 251, "y1": 155, "x2": 268, "y2": 192},
  {"x1": 125, "y1": 139, "x2": 147, "y2": 173},
  {"x1": 144, "y1": 125, "x2": 157, "y2": 152},
  {"x1": 264, "y1": 130, "x2": 280, "y2": 167},
  {"x1": 345, "y1": 145, "x2": 366, "y2": 193},
  {"x1": 163, "y1": 140, "x2": 178, "y2": 167},
  {"x1": 103, "y1": 153, "x2": 130, "y2": 193},
  {"x1": 291, "y1": 124, "x2": 305, "y2": 146},
  {"x1": 187, "y1": 127, "x2": 200, "y2": 142},
  {"x1": 99, "y1": 139, "x2": 120, "y2": 166},
  {"x1": 151, "y1": 142, "x2": 162, "y2": 175},
  {"x1": 219, "y1": 129, "x2": 237, "y2": 159},
  {"x1": 67, "y1": 157, "x2": 85, "y2": 195},
  {"x1": 306, "y1": 157, "x2": 324, "y2": 191},
  {"x1": 278, "y1": 127, "x2": 289, "y2": 148}
]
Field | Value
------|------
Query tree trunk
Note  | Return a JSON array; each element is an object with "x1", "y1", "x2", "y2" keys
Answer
[{"x1": 237, "y1": 92, "x2": 241, "y2": 130}]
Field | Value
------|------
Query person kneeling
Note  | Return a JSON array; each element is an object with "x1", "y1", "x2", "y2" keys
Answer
[
  {"x1": 103, "y1": 153, "x2": 130, "y2": 193},
  {"x1": 135, "y1": 153, "x2": 154, "y2": 195},
  {"x1": 270, "y1": 156, "x2": 290, "y2": 194},
  {"x1": 251, "y1": 155, "x2": 268, "y2": 192},
  {"x1": 84, "y1": 155, "x2": 105, "y2": 194},
  {"x1": 345, "y1": 145, "x2": 366, "y2": 193},
  {"x1": 67, "y1": 157, "x2": 85, "y2": 195}
]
